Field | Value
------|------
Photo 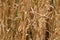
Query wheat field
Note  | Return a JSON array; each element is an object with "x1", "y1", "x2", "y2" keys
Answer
[{"x1": 0, "y1": 0, "x2": 60, "y2": 40}]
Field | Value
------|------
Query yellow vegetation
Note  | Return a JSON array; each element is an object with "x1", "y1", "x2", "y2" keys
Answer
[{"x1": 0, "y1": 0, "x2": 60, "y2": 40}]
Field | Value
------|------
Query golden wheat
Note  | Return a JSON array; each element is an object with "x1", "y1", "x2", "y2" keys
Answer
[{"x1": 0, "y1": 0, "x2": 60, "y2": 40}]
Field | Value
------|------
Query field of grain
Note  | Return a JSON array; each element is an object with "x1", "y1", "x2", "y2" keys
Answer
[{"x1": 0, "y1": 0, "x2": 60, "y2": 40}]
